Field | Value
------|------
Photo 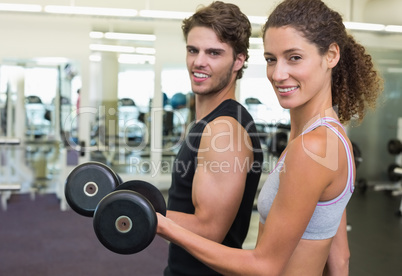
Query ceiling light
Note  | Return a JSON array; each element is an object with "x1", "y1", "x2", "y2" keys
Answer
[
  {"x1": 33, "y1": 57, "x2": 70, "y2": 65},
  {"x1": 344, "y1": 21, "x2": 385, "y2": 31},
  {"x1": 90, "y1": 44, "x2": 135, "y2": 53},
  {"x1": 104, "y1": 32, "x2": 156, "y2": 41},
  {"x1": 45, "y1": 5, "x2": 137, "y2": 17},
  {"x1": 90, "y1": 32, "x2": 104, "y2": 39},
  {"x1": 118, "y1": 54, "x2": 155, "y2": 65},
  {"x1": 0, "y1": 3, "x2": 41, "y2": 12},
  {"x1": 387, "y1": 68, "x2": 402, "y2": 73},
  {"x1": 135, "y1": 47, "x2": 156, "y2": 55},
  {"x1": 139, "y1": 10, "x2": 192, "y2": 20},
  {"x1": 343, "y1": 22, "x2": 402, "y2": 33},
  {"x1": 385, "y1": 25, "x2": 402, "y2": 33}
]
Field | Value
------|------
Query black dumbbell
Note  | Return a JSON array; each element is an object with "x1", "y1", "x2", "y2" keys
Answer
[
  {"x1": 65, "y1": 162, "x2": 166, "y2": 254},
  {"x1": 388, "y1": 164, "x2": 402, "y2": 182},
  {"x1": 93, "y1": 180, "x2": 167, "y2": 255},
  {"x1": 388, "y1": 139, "x2": 402, "y2": 155},
  {"x1": 65, "y1": 162, "x2": 122, "y2": 217}
]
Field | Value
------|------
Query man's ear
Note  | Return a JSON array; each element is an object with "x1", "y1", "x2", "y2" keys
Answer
[
  {"x1": 233, "y1": 53, "x2": 246, "y2": 72},
  {"x1": 327, "y1": 43, "x2": 340, "y2": 69}
]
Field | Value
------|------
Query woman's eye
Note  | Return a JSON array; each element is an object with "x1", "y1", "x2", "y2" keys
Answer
[{"x1": 290, "y1": 56, "x2": 302, "y2": 61}]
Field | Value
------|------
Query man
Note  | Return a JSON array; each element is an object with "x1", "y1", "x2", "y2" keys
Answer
[{"x1": 165, "y1": 1, "x2": 263, "y2": 275}]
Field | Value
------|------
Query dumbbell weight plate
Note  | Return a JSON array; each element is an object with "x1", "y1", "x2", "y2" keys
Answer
[
  {"x1": 65, "y1": 162, "x2": 120, "y2": 217},
  {"x1": 115, "y1": 180, "x2": 167, "y2": 216},
  {"x1": 116, "y1": 173, "x2": 123, "y2": 185},
  {"x1": 388, "y1": 139, "x2": 402, "y2": 155},
  {"x1": 93, "y1": 190, "x2": 157, "y2": 254}
]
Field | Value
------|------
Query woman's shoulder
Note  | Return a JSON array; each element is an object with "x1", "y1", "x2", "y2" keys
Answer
[{"x1": 286, "y1": 126, "x2": 341, "y2": 172}]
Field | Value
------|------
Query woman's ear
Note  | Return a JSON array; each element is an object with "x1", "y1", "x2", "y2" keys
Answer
[{"x1": 327, "y1": 43, "x2": 340, "y2": 69}]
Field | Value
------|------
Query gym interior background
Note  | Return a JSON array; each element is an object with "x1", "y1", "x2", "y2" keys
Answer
[{"x1": 0, "y1": 0, "x2": 401, "y2": 275}]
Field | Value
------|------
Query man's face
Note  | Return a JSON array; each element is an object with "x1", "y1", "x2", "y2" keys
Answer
[{"x1": 185, "y1": 26, "x2": 241, "y2": 97}]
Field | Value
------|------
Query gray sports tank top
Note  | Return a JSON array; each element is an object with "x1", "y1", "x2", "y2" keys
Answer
[{"x1": 257, "y1": 117, "x2": 354, "y2": 240}]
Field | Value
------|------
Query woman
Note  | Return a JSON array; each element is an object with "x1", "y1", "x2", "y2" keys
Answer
[{"x1": 156, "y1": 0, "x2": 383, "y2": 275}]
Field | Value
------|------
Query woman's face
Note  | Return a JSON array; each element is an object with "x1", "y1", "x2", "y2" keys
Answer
[{"x1": 263, "y1": 26, "x2": 333, "y2": 110}]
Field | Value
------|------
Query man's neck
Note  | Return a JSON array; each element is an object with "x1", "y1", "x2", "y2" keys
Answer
[{"x1": 195, "y1": 91, "x2": 236, "y2": 121}]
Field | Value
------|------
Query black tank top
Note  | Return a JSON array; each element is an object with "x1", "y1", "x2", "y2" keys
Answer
[{"x1": 165, "y1": 99, "x2": 263, "y2": 276}]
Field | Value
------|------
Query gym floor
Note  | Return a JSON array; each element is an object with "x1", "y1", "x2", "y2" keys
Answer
[
  {"x1": 0, "y1": 185, "x2": 401, "y2": 275},
  {"x1": 344, "y1": 187, "x2": 402, "y2": 275}
]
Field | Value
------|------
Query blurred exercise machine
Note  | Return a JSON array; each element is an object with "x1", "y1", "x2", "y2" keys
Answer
[
  {"x1": 0, "y1": 63, "x2": 80, "y2": 211},
  {"x1": 375, "y1": 117, "x2": 402, "y2": 215},
  {"x1": 90, "y1": 97, "x2": 147, "y2": 165},
  {"x1": 0, "y1": 137, "x2": 22, "y2": 210},
  {"x1": 0, "y1": 81, "x2": 34, "y2": 210}
]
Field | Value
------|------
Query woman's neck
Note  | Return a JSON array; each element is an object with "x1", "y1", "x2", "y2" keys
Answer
[{"x1": 288, "y1": 106, "x2": 339, "y2": 140}]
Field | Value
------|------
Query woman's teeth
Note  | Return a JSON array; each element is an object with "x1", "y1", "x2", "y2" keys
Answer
[{"x1": 278, "y1": 86, "x2": 298, "y2": 93}]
